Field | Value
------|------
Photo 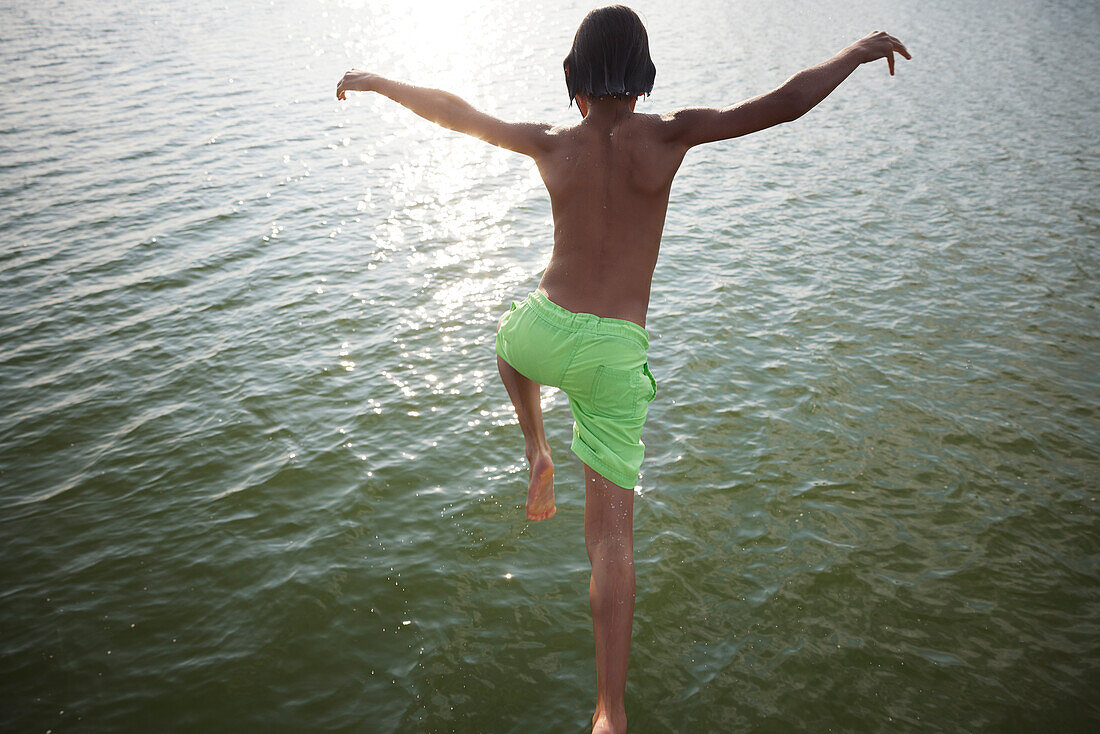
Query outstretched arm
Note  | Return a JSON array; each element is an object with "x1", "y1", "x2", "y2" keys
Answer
[
  {"x1": 337, "y1": 71, "x2": 554, "y2": 158},
  {"x1": 662, "y1": 31, "x2": 911, "y2": 149}
]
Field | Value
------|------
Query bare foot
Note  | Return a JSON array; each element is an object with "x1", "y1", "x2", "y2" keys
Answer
[
  {"x1": 525, "y1": 449, "x2": 555, "y2": 520},
  {"x1": 592, "y1": 711, "x2": 626, "y2": 734}
]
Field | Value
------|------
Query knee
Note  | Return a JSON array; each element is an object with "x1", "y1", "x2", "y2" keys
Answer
[{"x1": 586, "y1": 536, "x2": 634, "y2": 569}]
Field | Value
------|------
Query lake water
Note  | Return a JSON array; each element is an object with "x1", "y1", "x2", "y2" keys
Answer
[{"x1": 1, "y1": 0, "x2": 1098, "y2": 731}]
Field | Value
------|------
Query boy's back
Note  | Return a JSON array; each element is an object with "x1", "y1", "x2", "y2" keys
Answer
[{"x1": 535, "y1": 107, "x2": 686, "y2": 328}]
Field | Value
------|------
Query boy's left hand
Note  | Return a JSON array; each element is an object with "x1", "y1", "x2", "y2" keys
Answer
[
  {"x1": 847, "y1": 32, "x2": 912, "y2": 76},
  {"x1": 337, "y1": 70, "x2": 377, "y2": 100}
]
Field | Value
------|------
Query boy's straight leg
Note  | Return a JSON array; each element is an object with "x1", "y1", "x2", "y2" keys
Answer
[
  {"x1": 496, "y1": 355, "x2": 556, "y2": 520},
  {"x1": 584, "y1": 463, "x2": 635, "y2": 734}
]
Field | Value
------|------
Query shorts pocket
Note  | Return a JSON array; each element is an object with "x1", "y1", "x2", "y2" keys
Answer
[
  {"x1": 642, "y1": 362, "x2": 657, "y2": 402},
  {"x1": 590, "y1": 365, "x2": 640, "y2": 418},
  {"x1": 497, "y1": 301, "x2": 517, "y2": 332}
]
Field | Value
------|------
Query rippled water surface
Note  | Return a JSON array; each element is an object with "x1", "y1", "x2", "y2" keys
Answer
[{"x1": 2, "y1": 0, "x2": 1098, "y2": 731}]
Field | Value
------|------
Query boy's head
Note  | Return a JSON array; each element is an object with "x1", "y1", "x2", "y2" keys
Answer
[{"x1": 563, "y1": 5, "x2": 656, "y2": 106}]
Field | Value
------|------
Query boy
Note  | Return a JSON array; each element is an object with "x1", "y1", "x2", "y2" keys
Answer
[{"x1": 337, "y1": 7, "x2": 909, "y2": 732}]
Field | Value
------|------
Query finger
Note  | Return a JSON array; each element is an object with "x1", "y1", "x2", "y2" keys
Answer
[
  {"x1": 886, "y1": 35, "x2": 911, "y2": 59},
  {"x1": 887, "y1": 49, "x2": 895, "y2": 75}
]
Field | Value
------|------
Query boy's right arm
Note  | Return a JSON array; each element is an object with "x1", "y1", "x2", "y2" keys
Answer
[
  {"x1": 337, "y1": 72, "x2": 554, "y2": 158},
  {"x1": 662, "y1": 31, "x2": 911, "y2": 149}
]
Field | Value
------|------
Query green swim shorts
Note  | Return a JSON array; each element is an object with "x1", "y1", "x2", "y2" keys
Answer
[{"x1": 494, "y1": 289, "x2": 657, "y2": 489}]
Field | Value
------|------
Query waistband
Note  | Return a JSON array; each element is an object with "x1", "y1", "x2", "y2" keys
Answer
[{"x1": 524, "y1": 289, "x2": 650, "y2": 350}]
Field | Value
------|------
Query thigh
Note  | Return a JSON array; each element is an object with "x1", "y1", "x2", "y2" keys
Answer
[
  {"x1": 496, "y1": 300, "x2": 578, "y2": 388},
  {"x1": 561, "y1": 334, "x2": 654, "y2": 420},
  {"x1": 562, "y1": 333, "x2": 657, "y2": 490},
  {"x1": 583, "y1": 462, "x2": 635, "y2": 547}
]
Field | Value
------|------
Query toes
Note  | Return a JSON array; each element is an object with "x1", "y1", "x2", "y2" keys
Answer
[
  {"x1": 525, "y1": 506, "x2": 554, "y2": 521},
  {"x1": 526, "y1": 505, "x2": 556, "y2": 521}
]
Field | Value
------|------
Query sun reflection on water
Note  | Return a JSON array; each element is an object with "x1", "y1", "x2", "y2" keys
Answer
[
  {"x1": 334, "y1": 0, "x2": 503, "y2": 91},
  {"x1": 324, "y1": 0, "x2": 559, "y2": 448}
]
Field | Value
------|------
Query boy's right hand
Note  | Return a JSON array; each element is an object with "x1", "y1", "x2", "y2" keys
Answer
[
  {"x1": 848, "y1": 31, "x2": 912, "y2": 75},
  {"x1": 336, "y1": 69, "x2": 378, "y2": 100}
]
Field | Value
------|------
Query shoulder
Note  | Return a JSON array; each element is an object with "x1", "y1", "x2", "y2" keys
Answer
[
  {"x1": 654, "y1": 109, "x2": 708, "y2": 144},
  {"x1": 528, "y1": 121, "x2": 583, "y2": 157},
  {"x1": 545, "y1": 120, "x2": 582, "y2": 140},
  {"x1": 624, "y1": 111, "x2": 693, "y2": 148},
  {"x1": 481, "y1": 119, "x2": 566, "y2": 158}
]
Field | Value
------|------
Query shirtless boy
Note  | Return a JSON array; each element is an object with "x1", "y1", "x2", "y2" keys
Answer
[{"x1": 337, "y1": 7, "x2": 909, "y2": 732}]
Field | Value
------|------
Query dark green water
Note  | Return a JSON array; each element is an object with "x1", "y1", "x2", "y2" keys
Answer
[{"x1": 1, "y1": 0, "x2": 1098, "y2": 731}]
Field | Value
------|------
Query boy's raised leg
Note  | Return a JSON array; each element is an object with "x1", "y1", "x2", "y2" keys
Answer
[
  {"x1": 496, "y1": 355, "x2": 555, "y2": 520},
  {"x1": 584, "y1": 463, "x2": 635, "y2": 734}
]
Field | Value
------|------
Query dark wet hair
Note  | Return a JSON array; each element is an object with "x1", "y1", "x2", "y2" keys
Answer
[{"x1": 563, "y1": 5, "x2": 656, "y2": 106}]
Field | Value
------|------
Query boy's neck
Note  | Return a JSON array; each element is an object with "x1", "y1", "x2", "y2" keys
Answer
[{"x1": 578, "y1": 95, "x2": 638, "y2": 125}]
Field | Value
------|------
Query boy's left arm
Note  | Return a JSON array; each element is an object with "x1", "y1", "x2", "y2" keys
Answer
[{"x1": 337, "y1": 71, "x2": 554, "y2": 158}]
